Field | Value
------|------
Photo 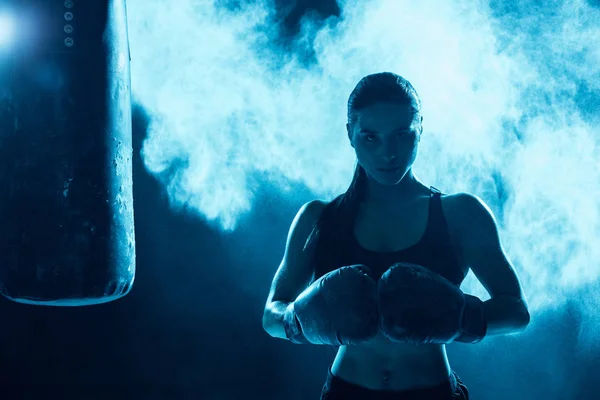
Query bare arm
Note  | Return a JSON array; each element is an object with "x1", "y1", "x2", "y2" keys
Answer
[
  {"x1": 453, "y1": 193, "x2": 531, "y2": 337},
  {"x1": 262, "y1": 200, "x2": 326, "y2": 340}
]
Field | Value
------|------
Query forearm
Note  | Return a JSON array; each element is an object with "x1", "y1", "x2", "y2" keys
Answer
[
  {"x1": 262, "y1": 301, "x2": 291, "y2": 340},
  {"x1": 482, "y1": 295, "x2": 530, "y2": 337}
]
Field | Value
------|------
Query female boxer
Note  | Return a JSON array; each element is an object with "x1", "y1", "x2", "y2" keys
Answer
[{"x1": 262, "y1": 72, "x2": 530, "y2": 399}]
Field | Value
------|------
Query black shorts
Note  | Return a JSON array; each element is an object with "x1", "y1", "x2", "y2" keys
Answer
[{"x1": 320, "y1": 367, "x2": 469, "y2": 400}]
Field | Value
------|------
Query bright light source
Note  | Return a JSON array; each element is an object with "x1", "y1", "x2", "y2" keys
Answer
[{"x1": 0, "y1": 13, "x2": 15, "y2": 47}]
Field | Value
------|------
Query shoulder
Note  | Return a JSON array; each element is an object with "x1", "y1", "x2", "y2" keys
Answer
[
  {"x1": 441, "y1": 192, "x2": 492, "y2": 214},
  {"x1": 290, "y1": 200, "x2": 328, "y2": 231},
  {"x1": 439, "y1": 192, "x2": 497, "y2": 235},
  {"x1": 299, "y1": 199, "x2": 328, "y2": 219}
]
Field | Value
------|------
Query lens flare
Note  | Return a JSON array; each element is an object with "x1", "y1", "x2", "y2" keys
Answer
[{"x1": 0, "y1": 13, "x2": 14, "y2": 47}]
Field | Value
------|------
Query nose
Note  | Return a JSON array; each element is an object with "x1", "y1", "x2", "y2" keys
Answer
[
  {"x1": 380, "y1": 143, "x2": 398, "y2": 163},
  {"x1": 379, "y1": 137, "x2": 402, "y2": 162},
  {"x1": 383, "y1": 153, "x2": 396, "y2": 163}
]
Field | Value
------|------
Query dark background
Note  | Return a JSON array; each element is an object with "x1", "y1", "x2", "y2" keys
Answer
[{"x1": 1, "y1": 1, "x2": 599, "y2": 399}]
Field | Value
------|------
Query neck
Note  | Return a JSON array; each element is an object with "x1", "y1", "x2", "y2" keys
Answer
[{"x1": 364, "y1": 169, "x2": 421, "y2": 203}]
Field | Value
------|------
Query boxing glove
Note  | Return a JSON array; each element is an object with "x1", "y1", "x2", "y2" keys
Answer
[
  {"x1": 283, "y1": 265, "x2": 378, "y2": 346},
  {"x1": 378, "y1": 263, "x2": 487, "y2": 344}
]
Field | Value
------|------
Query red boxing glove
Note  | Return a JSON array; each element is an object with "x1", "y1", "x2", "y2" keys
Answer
[{"x1": 378, "y1": 263, "x2": 487, "y2": 344}]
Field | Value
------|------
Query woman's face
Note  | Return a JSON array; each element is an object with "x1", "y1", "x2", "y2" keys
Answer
[{"x1": 347, "y1": 102, "x2": 422, "y2": 186}]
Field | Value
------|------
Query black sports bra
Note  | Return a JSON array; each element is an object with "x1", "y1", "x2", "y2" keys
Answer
[{"x1": 315, "y1": 187, "x2": 466, "y2": 286}]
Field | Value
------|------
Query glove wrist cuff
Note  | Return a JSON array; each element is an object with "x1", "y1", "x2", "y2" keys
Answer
[
  {"x1": 456, "y1": 295, "x2": 487, "y2": 344},
  {"x1": 283, "y1": 303, "x2": 309, "y2": 344}
]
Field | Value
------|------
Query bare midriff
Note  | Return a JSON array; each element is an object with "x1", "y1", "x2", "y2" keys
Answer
[{"x1": 330, "y1": 331, "x2": 452, "y2": 391}]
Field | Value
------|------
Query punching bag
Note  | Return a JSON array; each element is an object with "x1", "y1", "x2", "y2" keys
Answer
[{"x1": 0, "y1": 0, "x2": 135, "y2": 306}]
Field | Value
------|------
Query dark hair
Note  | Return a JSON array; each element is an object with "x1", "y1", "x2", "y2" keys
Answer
[{"x1": 305, "y1": 72, "x2": 422, "y2": 278}]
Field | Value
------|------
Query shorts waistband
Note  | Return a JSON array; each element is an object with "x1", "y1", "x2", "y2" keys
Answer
[{"x1": 323, "y1": 367, "x2": 461, "y2": 399}]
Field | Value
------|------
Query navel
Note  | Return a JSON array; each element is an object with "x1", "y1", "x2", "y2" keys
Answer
[{"x1": 381, "y1": 369, "x2": 392, "y2": 388}]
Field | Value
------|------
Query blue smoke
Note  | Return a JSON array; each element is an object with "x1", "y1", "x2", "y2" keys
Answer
[{"x1": 126, "y1": 0, "x2": 600, "y2": 366}]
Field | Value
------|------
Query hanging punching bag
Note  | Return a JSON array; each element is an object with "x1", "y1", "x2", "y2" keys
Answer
[{"x1": 0, "y1": 0, "x2": 135, "y2": 306}]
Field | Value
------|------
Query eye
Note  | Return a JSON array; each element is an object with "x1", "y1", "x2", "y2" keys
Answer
[{"x1": 365, "y1": 134, "x2": 378, "y2": 142}]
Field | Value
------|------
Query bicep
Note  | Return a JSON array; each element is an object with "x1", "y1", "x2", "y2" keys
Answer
[
  {"x1": 265, "y1": 200, "x2": 325, "y2": 304},
  {"x1": 455, "y1": 194, "x2": 527, "y2": 301}
]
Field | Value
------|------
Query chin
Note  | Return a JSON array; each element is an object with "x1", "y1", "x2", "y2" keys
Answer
[
  {"x1": 376, "y1": 178, "x2": 403, "y2": 186},
  {"x1": 373, "y1": 172, "x2": 405, "y2": 186}
]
